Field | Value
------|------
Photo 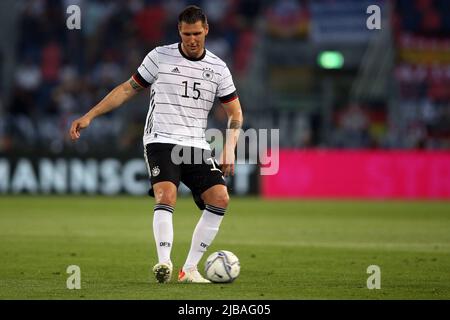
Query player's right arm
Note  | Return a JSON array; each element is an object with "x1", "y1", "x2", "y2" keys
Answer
[{"x1": 69, "y1": 76, "x2": 145, "y2": 140}]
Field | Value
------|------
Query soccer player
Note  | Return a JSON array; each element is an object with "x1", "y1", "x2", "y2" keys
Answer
[{"x1": 69, "y1": 6, "x2": 243, "y2": 284}]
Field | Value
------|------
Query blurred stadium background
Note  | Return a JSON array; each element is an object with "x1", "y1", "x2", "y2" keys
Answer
[
  {"x1": 0, "y1": 0, "x2": 449, "y2": 198},
  {"x1": 0, "y1": 0, "x2": 449, "y2": 299}
]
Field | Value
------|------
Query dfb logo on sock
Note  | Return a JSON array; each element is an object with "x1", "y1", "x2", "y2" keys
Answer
[{"x1": 159, "y1": 242, "x2": 171, "y2": 247}]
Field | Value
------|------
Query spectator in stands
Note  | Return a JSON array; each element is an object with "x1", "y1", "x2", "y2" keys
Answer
[
  {"x1": 332, "y1": 104, "x2": 371, "y2": 148},
  {"x1": 265, "y1": 0, "x2": 309, "y2": 38}
]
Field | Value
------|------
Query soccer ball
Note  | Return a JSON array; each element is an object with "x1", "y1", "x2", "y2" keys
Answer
[{"x1": 204, "y1": 250, "x2": 240, "y2": 283}]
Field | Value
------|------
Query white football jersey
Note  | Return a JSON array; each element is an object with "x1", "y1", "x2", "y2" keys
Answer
[{"x1": 133, "y1": 43, "x2": 238, "y2": 150}]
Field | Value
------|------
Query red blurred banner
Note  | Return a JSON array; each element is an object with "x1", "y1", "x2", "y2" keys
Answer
[{"x1": 262, "y1": 150, "x2": 450, "y2": 199}]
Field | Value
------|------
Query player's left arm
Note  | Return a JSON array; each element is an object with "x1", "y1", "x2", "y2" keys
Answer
[{"x1": 220, "y1": 98, "x2": 243, "y2": 177}]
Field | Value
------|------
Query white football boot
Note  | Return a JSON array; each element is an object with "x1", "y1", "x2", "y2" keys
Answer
[
  {"x1": 152, "y1": 261, "x2": 173, "y2": 283},
  {"x1": 178, "y1": 268, "x2": 211, "y2": 283}
]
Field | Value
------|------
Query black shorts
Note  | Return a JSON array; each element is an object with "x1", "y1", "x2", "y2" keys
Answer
[{"x1": 144, "y1": 143, "x2": 226, "y2": 210}]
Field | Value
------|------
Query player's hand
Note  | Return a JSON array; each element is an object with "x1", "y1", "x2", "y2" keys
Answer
[
  {"x1": 69, "y1": 116, "x2": 91, "y2": 140},
  {"x1": 219, "y1": 147, "x2": 235, "y2": 177}
]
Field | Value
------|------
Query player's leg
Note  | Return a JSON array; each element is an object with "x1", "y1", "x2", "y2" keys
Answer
[
  {"x1": 145, "y1": 143, "x2": 180, "y2": 283},
  {"x1": 153, "y1": 181, "x2": 177, "y2": 265},
  {"x1": 178, "y1": 149, "x2": 227, "y2": 283},
  {"x1": 180, "y1": 185, "x2": 228, "y2": 274}
]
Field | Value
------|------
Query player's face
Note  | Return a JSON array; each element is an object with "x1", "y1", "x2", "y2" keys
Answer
[{"x1": 178, "y1": 21, "x2": 209, "y2": 58}]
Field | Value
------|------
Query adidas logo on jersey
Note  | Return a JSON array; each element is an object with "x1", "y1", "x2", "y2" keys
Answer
[{"x1": 171, "y1": 67, "x2": 180, "y2": 73}]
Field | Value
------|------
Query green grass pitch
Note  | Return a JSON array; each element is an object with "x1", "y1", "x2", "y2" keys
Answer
[{"x1": 0, "y1": 196, "x2": 449, "y2": 299}]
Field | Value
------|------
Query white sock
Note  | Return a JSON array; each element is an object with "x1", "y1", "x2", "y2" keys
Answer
[
  {"x1": 183, "y1": 205, "x2": 225, "y2": 271},
  {"x1": 153, "y1": 204, "x2": 174, "y2": 264}
]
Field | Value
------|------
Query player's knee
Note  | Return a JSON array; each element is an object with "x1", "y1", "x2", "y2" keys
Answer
[
  {"x1": 155, "y1": 188, "x2": 177, "y2": 206},
  {"x1": 208, "y1": 191, "x2": 229, "y2": 209}
]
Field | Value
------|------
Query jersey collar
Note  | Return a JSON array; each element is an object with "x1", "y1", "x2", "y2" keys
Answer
[{"x1": 178, "y1": 42, "x2": 206, "y2": 61}]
